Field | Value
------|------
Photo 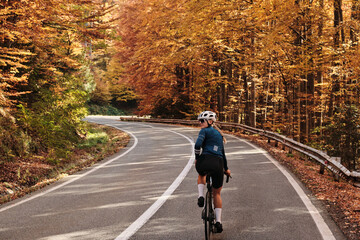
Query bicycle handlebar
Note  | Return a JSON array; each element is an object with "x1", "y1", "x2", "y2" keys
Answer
[{"x1": 225, "y1": 173, "x2": 232, "y2": 183}]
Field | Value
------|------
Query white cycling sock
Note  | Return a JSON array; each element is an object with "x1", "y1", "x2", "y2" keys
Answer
[
  {"x1": 198, "y1": 184, "x2": 205, "y2": 198},
  {"x1": 215, "y1": 208, "x2": 222, "y2": 223}
]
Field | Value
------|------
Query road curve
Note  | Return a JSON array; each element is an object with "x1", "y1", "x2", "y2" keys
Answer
[{"x1": 0, "y1": 116, "x2": 346, "y2": 240}]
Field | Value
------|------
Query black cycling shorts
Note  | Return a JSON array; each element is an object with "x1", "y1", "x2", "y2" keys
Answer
[{"x1": 195, "y1": 154, "x2": 224, "y2": 189}]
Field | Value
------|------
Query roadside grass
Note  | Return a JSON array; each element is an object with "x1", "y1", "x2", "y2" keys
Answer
[
  {"x1": 78, "y1": 128, "x2": 109, "y2": 149},
  {"x1": 0, "y1": 122, "x2": 129, "y2": 205}
]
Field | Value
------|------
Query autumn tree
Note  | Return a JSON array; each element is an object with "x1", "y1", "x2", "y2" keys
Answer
[
  {"x1": 0, "y1": 0, "x2": 114, "y2": 160},
  {"x1": 113, "y1": 0, "x2": 360, "y2": 169},
  {"x1": 323, "y1": 105, "x2": 360, "y2": 170}
]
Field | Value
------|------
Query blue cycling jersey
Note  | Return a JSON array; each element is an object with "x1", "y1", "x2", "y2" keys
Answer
[{"x1": 195, "y1": 126, "x2": 228, "y2": 170}]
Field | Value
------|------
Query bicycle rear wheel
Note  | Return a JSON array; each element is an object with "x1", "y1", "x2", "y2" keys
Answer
[{"x1": 204, "y1": 191, "x2": 212, "y2": 240}]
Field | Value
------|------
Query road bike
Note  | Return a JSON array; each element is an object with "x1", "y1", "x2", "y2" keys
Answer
[{"x1": 202, "y1": 173, "x2": 230, "y2": 240}]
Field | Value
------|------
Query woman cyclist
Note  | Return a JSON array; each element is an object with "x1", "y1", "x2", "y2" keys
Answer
[{"x1": 195, "y1": 111, "x2": 231, "y2": 233}]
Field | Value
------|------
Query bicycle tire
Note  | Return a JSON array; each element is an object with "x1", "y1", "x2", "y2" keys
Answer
[
  {"x1": 204, "y1": 191, "x2": 210, "y2": 240},
  {"x1": 209, "y1": 207, "x2": 215, "y2": 235},
  {"x1": 205, "y1": 189, "x2": 217, "y2": 239}
]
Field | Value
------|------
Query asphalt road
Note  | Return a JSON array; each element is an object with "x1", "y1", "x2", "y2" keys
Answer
[{"x1": 0, "y1": 116, "x2": 347, "y2": 240}]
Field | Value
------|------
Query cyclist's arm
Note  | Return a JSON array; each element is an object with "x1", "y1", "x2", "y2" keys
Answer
[
  {"x1": 195, "y1": 129, "x2": 206, "y2": 160},
  {"x1": 222, "y1": 148, "x2": 228, "y2": 171}
]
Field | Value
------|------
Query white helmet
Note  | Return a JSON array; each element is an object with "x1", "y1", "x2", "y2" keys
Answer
[{"x1": 198, "y1": 111, "x2": 216, "y2": 122}]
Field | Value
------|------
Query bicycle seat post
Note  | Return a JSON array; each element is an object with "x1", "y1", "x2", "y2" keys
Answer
[{"x1": 206, "y1": 174, "x2": 212, "y2": 192}]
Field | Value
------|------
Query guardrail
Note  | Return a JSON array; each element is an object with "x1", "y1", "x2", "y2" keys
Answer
[{"x1": 120, "y1": 117, "x2": 360, "y2": 185}]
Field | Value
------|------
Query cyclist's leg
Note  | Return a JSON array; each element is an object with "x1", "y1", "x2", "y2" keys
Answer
[
  {"x1": 212, "y1": 187, "x2": 224, "y2": 232},
  {"x1": 213, "y1": 187, "x2": 224, "y2": 232},
  {"x1": 196, "y1": 155, "x2": 207, "y2": 207},
  {"x1": 213, "y1": 187, "x2": 222, "y2": 209},
  {"x1": 198, "y1": 174, "x2": 206, "y2": 185},
  {"x1": 197, "y1": 174, "x2": 206, "y2": 206},
  {"x1": 213, "y1": 187, "x2": 223, "y2": 222},
  {"x1": 211, "y1": 156, "x2": 224, "y2": 209},
  {"x1": 211, "y1": 157, "x2": 224, "y2": 232}
]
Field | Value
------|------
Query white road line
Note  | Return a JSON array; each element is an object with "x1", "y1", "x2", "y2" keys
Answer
[
  {"x1": 115, "y1": 126, "x2": 195, "y2": 240},
  {"x1": 0, "y1": 124, "x2": 138, "y2": 213},
  {"x1": 231, "y1": 135, "x2": 336, "y2": 240}
]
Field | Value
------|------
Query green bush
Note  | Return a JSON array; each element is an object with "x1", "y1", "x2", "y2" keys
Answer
[{"x1": 14, "y1": 73, "x2": 89, "y2": 164}]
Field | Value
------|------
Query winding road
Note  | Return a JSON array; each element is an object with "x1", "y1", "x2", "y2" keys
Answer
[{"x1": 0, "y1": 116, "x2": 346, "y2": 240}]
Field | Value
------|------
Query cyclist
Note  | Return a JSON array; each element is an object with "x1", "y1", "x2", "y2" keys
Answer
[{"x1": 195, "y1": 110, "x2": 231, "y2": 233}]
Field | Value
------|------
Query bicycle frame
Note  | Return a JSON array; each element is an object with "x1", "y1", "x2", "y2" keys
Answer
[{"x1": 201, "y1": 173, "x2": 231, "y2": 240}]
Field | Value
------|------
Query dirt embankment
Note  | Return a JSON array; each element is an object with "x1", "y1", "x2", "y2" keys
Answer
[{"x1": 0, "y1": 123, "x2": 129, "y2": 204}]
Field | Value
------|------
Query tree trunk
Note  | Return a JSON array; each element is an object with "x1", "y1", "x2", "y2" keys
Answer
[
  {"x1": 334, "y1": 0, "x2": 344, "y2": 47},
  {"x1": 242, "y1": 71, "x2": 250, "y2": 126},
  {"x1": 317, "y1": 0, "x2": 324, "y2": 135},
  {"x1": 250, "y1": 77, "x2": 256, "y2": 127},
  {"x1": 351, "y1": 0, "x2": 360, "y2": 43},
  {"x1": 330, "y1": 0, "x2": 344, "y2": 117}
]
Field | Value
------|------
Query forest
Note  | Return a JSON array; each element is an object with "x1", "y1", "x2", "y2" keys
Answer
[
  {"x1": 115, "y1": 0, "x2": 360, "y2": 171},
  {"x1": 0, "y1": 0, "x2": 117, "y2": 161},
  {"x1": 1, "y1": 0, "x2": 360, "y2": 171}
]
